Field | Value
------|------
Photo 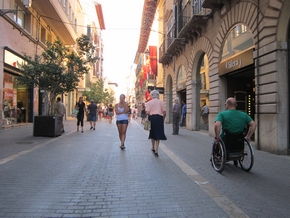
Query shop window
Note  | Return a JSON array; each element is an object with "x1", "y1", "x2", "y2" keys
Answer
[{"x1": 200, "y1": 72, "x2": 206, "y2": 90}]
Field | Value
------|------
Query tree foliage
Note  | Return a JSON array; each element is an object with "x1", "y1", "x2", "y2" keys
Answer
[
  {"x1": 18, "y1": 35, "x2": 96, "y2": 115},
  {"x1": 82, "y1": 79, "x2": 115, "y2": 106}
]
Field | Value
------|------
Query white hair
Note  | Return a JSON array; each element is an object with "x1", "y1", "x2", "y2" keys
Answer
[
  {"x1": 174, "y1": 97, "x2": 180, "y2": 103},
  {"x1": 150, "y1": 90, "x2": 160, "y2": 99}
]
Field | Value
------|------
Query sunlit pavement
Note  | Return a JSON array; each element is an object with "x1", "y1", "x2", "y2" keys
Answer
[{"x1": 0, "y1": 118, "x2": 289, "y2": 218}]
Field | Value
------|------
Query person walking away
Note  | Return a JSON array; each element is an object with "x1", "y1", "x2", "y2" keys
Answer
[
  {"x1": 146, "y1": 90, "x2": 167, "y2": 157},
  {"x1": 201, "y1": 103, "x2": 209, "y2": 124},
  {"x1": 115, "y1": 94, "x2": 129, "y2": 150},
  {"x1": 76, "y1": 97, "x2": 86, "y2": 133},
  {"x1": 55, "y1": 97, "x2": 66, "y2": 133},
  {"x1": 214, "y1": 97, "x2": 256, "y2": 165},
  {"x1": 127, "y1": 105, "x2": 132, "y2": 123},
  {"x1": 180, "y1": 100, "x2": 186, "y2": 127},
  {"x1": 172, "y1": 97, "x2": 181, "y2": 135},
  {"x1": 87, "y1": 100, "x2": 98, "y2": 130},
  {"x1": 134, "y1": 107, "x2": 138, "y2": 119},
  {"x1": 141, "y1": 103, "x2": 146, "y2": 124},
  {"x1": 107, "y1": 104, "x2": 114, "y2": 123}
]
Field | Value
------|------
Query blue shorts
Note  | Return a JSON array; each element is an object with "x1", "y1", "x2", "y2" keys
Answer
[
  {"x1": 116, "y1": 120, "x2": 128, "y2": 125},
  {"x1": 90, "y1": 115, "x2": 97, "y2": 122}
]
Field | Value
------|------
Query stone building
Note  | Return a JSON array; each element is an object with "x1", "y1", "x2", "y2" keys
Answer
[{"x1": 153, "y1": 0, "x2": 290, "y2": 154}]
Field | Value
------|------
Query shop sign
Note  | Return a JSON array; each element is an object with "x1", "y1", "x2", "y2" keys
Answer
[
  {"x1": 219, "y1": 48, "x2": 254, "y2": 76},
  {"x1": 4, "y1": 48, "x2": 26, "y2": 69}
]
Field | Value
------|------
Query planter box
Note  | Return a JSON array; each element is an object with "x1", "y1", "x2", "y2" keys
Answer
[{"x1": 33, "y1": 116, "x2": 62, "y2": 137}]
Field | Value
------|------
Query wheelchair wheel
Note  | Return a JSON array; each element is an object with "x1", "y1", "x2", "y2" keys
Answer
[
  {"x1": 211, "y1": 139, "x2": 226, "y2": 173},
  {"x1": 239, "y1": 139, "x2": 254, "y2": 172}
]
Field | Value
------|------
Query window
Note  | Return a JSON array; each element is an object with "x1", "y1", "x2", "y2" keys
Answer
[
  {"x1": 14, "y1": 5, "x2": 25, "y2": 28},
  {"x1": 40, "y1": 26, "x2": 46, "y2": 43}
]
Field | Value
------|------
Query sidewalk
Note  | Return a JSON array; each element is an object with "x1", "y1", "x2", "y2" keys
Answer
[{"x1": 0, "y1": 118, "x2": 289, "y2": 217}]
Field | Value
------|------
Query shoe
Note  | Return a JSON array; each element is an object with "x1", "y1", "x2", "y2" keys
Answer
[
  {"x1": 93, "y1": 128, "x2": 95, "y2": 130},
  {"x1": 151, "y1": 149, "x2": 155, "y2": 153},
  {"x1": 172, "y1": 133, "x2": 177, "y2": 135},
  {"x1": 62, "y1": 130, "x2": 65, "y2": 133},
  {"x1": 90, "y1": 126, "x2": 93, "y2": 130},
  {"x1": 155, "y1": 153, "x2": 159, "y2": 157},
  {"x1": 81, "y1": 131, "x2": 84, "y2": 133}
]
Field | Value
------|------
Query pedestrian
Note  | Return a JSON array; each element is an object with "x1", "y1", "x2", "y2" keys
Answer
[
  {"x1": 201, "y1": 103, "x2": 209, "y2": 124},
  {"x1": 172, "y1": 97, "x2": 181, "y2": 135},
  {"x1": 214, "y1": 97, "x2": 256, "y2": 165},
  {"x1": 75, "y1": 96, "x2": 86, "y2": 133},
  {"x1": 128, "y1": 105, "x2": 132, "y2": 123},
  {"x1": 146, "y1": 90, "x2": 167, "y2": 157},
  {"x1": 180, "y1": 100, "x2": 186, "y2": 127},
  {"x1": 87, "y1": 100, "x2": 98, "y2": 130},
  {"x1": 141, "y1": 103, "x2": 146, "y2": 124},
  {"x1": 98, "y1": 105, "x2": 103, "y2": 121},
  {"x1": 115, "y1": 94, "x2": 129, "y2": 150},
  {"x1": 55, "y1": 97, "x2": 66, "y2": 133},
  {"x1": 134, "y1": 106, "x2": 138, "y2": 119},
  {"x1": 107, "y1": 104, "x2": 114, "y2": 123}
]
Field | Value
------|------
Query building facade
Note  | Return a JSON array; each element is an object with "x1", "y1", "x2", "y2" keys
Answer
[
  {"x1": 0, "y1": 0, "x2": 104, "y2": 128},
  {"x1": 155, "y1": 0, "x2": 290, "y2": 154}
]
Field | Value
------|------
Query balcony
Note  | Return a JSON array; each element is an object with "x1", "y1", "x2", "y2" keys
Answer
[
  {"x1": 32, "y1": 0, "x2": 77, "y2": 45},
  {"x1": 202, "y1": 0, "x2": 226, "y2": 9},
  {"x1": 159, "y1": 1, "x2": 212, "y2": 65}
]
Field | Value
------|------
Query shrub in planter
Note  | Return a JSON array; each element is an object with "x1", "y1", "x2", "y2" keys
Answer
[{"x1": 18, "y1": 35, "x2": 97, "y2": 136}]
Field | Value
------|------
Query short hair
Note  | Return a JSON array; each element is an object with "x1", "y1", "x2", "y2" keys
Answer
[
  {"x1": 150, "y1": 90, "x2": 160, "y2": 99},
  {"x1": 57, "y1": 97, "x2": 61, "y2": 101},
  {"x1": 91, "y1": 100, "x2": 94, "y2": 103},
  {"x1": 174, "y1": 97, "x2": 179, "y2": 103}
]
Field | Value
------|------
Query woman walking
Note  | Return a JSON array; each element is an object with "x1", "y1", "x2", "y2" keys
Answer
[
  {"x1": 115, "y1": 94, "x2": 129, "y2": 150},
  {"x1": 146, "y1": 90, "x2": 167, "y2": 157},
  {"x1": 76, "y1": 96, "x2": 86, "y2": 133},
  {"x1": 141, "y1": 103, "x2": 146, "y2": 124},
  {"x1": 107, "y1": 104, "x2": 114, "y2": 123}
]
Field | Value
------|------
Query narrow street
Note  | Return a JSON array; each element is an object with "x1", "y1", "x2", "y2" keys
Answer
[{"x1": 0, "y1": 118, "x2": 289, "y2": 218}]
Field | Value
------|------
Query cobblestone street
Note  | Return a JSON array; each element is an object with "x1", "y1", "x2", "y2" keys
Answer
[{"x1": 0, "y1": 118, "x2": 289, "y2": 218}]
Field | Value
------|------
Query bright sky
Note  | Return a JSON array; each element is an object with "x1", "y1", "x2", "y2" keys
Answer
[{"x1": 99, "y1": 0, "x2": 145, "y2": 96}]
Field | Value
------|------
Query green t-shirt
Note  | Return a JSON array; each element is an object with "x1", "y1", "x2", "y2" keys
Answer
[{"x1": 215, "y1": 110, "x2": 253, "y2": 136}]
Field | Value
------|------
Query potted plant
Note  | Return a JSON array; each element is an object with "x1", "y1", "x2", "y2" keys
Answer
[{"x1": 18, "y1": 35, "x2": 97, "y2": 136}]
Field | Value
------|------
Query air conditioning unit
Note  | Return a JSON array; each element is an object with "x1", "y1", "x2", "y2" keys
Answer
[{"x1": 22, "y1": 0, "x2": 32, "y2": 8}]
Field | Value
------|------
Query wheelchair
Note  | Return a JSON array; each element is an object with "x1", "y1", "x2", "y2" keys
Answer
[{"x1": 211, "y1": 131, "x2": 254, "y2": 173}]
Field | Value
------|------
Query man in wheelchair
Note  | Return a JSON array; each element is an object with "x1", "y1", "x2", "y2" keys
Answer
[{"x1": 214, "y1": 97, "x2": 256, "y2": 166}]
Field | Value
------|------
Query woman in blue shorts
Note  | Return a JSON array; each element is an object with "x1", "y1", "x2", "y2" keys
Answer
[{"x1": 115, "y1": 94, "x2": 129, "y2": 150}]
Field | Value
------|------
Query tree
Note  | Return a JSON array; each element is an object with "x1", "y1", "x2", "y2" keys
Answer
[
  {"x1": 82, "y1": 79, "x2": 115, "y2": 106},
  {"x1": 18, "y1": 35, "x2": 97, "y2": 115}
]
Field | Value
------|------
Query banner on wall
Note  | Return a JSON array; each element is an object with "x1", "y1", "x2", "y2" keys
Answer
[{"x1": 149, "y1": 46, "x2": 157, "y2": 76}]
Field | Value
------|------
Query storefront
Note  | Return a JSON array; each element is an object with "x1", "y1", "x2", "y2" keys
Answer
[
  {"x1": 218, "y1": 25, "x2": 255, "y2": 120},
  {"x1": 2, "y1": 47, "x2": 34, "y2": 126}
]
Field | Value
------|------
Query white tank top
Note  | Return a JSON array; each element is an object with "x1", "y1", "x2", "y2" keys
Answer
[{"x1": 116, "y1": 106, "x2": 128, "y2": 121}]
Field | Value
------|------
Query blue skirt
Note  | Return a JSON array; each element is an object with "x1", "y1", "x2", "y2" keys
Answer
[{"x1": 148, "y1": 115, "x2": 167, "y2": 140}]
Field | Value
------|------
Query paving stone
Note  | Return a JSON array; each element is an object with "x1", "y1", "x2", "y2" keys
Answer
[{"x1": 0, "y1": 119, "x2": 289, "y2": 217}]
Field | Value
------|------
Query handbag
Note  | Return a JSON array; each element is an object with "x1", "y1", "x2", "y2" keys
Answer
[
  {"x1": 144, "y1": 120, "x2": 151, "y2": 131},
  {"x1": 71, "y1": 108, "x2": 79, "y2": 118}
]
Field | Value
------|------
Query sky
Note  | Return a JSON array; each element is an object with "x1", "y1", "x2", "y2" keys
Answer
[{"x1": 98, "y1": 0, "x2": 145, "y2": 96}]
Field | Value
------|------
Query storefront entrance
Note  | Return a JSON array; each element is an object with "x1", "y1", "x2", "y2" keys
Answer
[{"x1": 226, "y1": 66, "x2": 255, "y2": 120}]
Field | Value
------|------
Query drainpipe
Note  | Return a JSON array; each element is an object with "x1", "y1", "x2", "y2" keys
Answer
[{"x1": 256, "y1": 0, "x2": 260, "y2": 150}]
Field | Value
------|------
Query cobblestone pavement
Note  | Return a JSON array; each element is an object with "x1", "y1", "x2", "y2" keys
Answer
[{"x1": 0, "y1": 118, "x2": 289, "y2": 218}]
